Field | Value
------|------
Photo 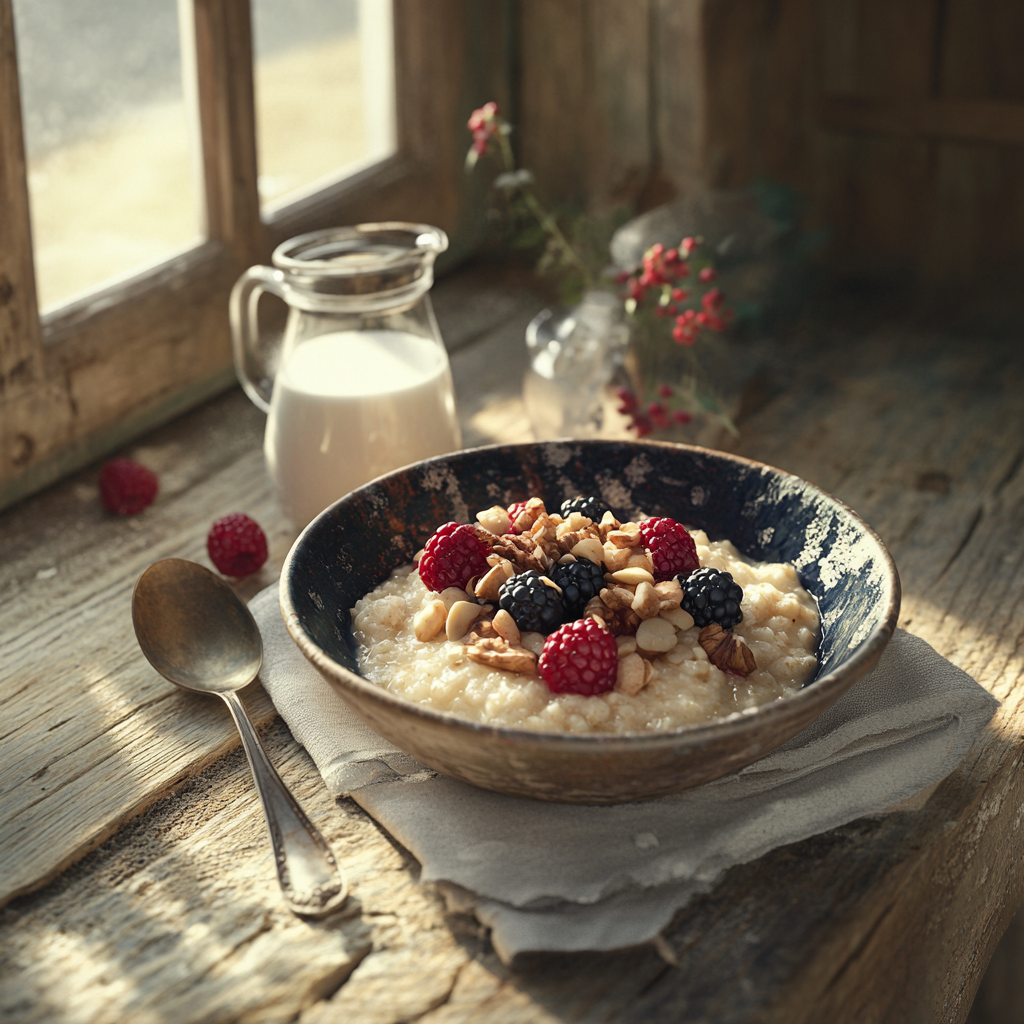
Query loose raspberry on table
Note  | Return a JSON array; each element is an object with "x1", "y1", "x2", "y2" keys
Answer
[
  {"x1": 638, "y1": 517, "x2": 699, "y2": 581},
  {"x1": 418, "y1": 522, "x2": 491, "y2": 592},
  {"x1": 538, "y1": 618, "x2": 618, "y2": 695},
  {"x1": 98, "y1": 457, "x2": 159, "y2": 516},
  {"x1": 207, "y1": 512, "x2": 268, "y2": 577}
]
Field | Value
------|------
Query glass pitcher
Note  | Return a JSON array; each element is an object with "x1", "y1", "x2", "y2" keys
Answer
[{"x1": 230, "y1": 223, "x2": 461, "y2": 527}]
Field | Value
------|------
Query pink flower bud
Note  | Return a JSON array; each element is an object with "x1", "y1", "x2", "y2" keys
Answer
[{"x1": 699, "y1": 267, "x2": 717, "y2": 283}]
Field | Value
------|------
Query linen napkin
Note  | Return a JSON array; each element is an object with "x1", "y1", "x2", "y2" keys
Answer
[{"x1": 249, "y1": 585, "x2": 998, "y2": 962}]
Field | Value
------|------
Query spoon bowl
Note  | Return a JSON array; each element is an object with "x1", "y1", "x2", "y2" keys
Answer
[{"x1": 133, "y1": 558, "x2": 347, "y2": 917}]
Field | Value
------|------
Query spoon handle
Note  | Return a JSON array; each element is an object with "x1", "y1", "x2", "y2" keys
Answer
[{"x1": 220, "y1": 690, "x2": 348, "y2": 917}]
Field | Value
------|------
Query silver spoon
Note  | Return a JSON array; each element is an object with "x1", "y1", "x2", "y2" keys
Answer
[{"x1": 132, "y1": 557, "x2": 347, "y2": 918}]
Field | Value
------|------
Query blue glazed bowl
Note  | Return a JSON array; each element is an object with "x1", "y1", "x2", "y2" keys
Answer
[{"x1": 281, "y1": 440, "x2": 901, "y2": 803}]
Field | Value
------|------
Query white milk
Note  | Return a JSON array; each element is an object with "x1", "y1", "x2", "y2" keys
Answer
[{"x1": 264, "y1": 329, "x2": 460, "y2": 526}]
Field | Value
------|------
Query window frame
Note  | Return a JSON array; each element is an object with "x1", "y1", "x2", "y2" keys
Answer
[{"x1": 0, "y1": 0, "x2": 510, "y2": 511}]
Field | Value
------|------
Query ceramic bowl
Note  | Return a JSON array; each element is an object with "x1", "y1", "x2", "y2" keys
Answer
[{"x1": 280, "y1": 440, "x2": 901, "y2": 804}]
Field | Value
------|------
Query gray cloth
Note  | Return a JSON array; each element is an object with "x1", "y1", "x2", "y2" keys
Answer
[{"x1": 250, "y1": 586, "x2": 998, "y2": 962}]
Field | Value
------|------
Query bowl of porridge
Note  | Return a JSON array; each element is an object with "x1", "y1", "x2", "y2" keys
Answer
[{"x1": 280, "y1": 440, "x2": 900, "y2": 803}]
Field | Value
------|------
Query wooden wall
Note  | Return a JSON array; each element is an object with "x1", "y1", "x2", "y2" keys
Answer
[{"x1": 514, "y1": 0, "x2": 1024, "y2": 296}]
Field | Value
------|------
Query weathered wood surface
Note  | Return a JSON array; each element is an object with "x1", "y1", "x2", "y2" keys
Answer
[{"x1": 2, "y1": 266, "x2": 1024, "y2": 1022}]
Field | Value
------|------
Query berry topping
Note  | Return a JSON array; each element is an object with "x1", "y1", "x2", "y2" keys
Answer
[
  {"x1": 506, "y1": 500, "x2": 530, "y2": 534},
  {"x1": 207, "y1": 512, "x2": 268, "y2": 577},
  {"x1": 549, "y1": 557, "x2": 605, "y2": 618},
  {"x1": 538, "y1": 618, "x2": 618, "y2": 695},
  {"x1": 98, "y1": 458, "x2": 159, "y2": 516},
  {"x1": 497, "y1": 570, "x2": 564, "y2": 634},
  {"x1": 560, "y1": 495, "x2": 611, "y2": 522},
  {"x1": 418, "y1": 522, "x2": 491, "y2": 593},
  {"x1": 678, "y1": 567, "x2": 744, "y2": 629},
  {"x1": 638, "y1": 517, "x2": 699, "y2": 581}
]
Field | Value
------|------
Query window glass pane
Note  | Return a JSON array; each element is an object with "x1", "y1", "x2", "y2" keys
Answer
[
  {"x1": 12, "y1": 0, "x2": 202, "y2": 312},
  {"x1": 252, "y1": 0, "x2": 395, "y2": 211}
]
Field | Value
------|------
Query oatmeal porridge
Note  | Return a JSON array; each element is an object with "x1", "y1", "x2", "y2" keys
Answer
[{"x1": 351, "y1": 498, "x2": 820, "y2": 736}]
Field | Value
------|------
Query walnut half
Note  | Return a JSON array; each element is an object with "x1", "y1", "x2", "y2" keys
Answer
[
  {"x1": 698, "y1": 623, "x2": 756, "y2": 677},
  {"x1": 466, "y1": 637, "x2": 537, "y2": 675}
]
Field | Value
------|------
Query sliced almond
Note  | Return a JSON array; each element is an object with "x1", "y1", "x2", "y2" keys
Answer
[
  {"x1": 492, "y1": 608, "x2": 521, "y2": 646},
  {"x1": 446, "y1": 600, "x2": 484, "y2": 641},
  {"x1": 636, "y1": 616, "x2": 678, "y2": 653},
  {"x1": 631, "y1": 581, "x2": 662, "y2": 620},
  {"x1": 540, "y1": 576, "x2": 562, "y2": 594},
  {"x1": 607, "y1": 523, "x2": 640, "y2": 548},
  {"x1": 475, "y1": 563, "x2": 509, "y2": 603},
  {"x1": 615, "y1": 635, "x2": 638, "y2": 657},
  {"x1": 571, "y1": 537, "x2": 605, "y2": 565},
  {"x1": 610, "y1": 566, "x2": 656, "y2": 587},
  {"x1": 557, "y1": 553, "x2": 577, "y2": 564},
  {"x1": 413, "y1": 599, "x2": 448, "y2": 641},
  {"x1": 476, "y1": 505, "x2": 512, "y2": 535},
  {"x1": 439, "y1": 587, "x2": 471, "y2": 610},
  {"x1": 616, "y1": 652, "x2": 648, "y2": 696},
  {"x1": 519, "y1": 631, "x2": 546, "y2": 655},
  {"x1": 660, "y1": 606, "x2": 695, "y2": 630}
]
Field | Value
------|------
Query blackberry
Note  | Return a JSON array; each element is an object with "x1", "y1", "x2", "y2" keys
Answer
[
  {"x1": 498, "y1": 570, "x2": 564, "y2": 635},
  {"x1": 560, "y1": 495, "x2": 611, "y2": 523},
  {"x1": 550, "y1": 557, "x2": 605, "y2": 618},
  {"x1": 678, "y1": 567, "x2": 744, "y2": 629}
]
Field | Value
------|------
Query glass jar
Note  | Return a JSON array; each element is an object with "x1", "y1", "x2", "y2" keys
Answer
[{"x1": 231, "y1": 223, "x2": 461, "y2": 527}]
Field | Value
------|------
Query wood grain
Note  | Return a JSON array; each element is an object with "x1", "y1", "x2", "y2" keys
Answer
[{"x1": 2, "y1": 266, "x2": 1023, "y2": 1022}]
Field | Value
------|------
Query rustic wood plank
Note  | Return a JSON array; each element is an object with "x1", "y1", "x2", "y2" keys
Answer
[
  {"x1": 0, "y1": 0, "x2": 44, "y2": 431},
  {"x1": 820, "y1": 96, "x2": 1024, "y2": 146}
]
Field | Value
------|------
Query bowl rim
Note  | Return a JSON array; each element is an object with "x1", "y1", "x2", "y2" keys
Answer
[{"x1": 280, "y1": 439, "x2": 902, "y2": 753}]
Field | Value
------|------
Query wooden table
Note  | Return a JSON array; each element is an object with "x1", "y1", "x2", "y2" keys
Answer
[{"x1": 2, "y1": 265, "x2": 1022, "y2": 1024}]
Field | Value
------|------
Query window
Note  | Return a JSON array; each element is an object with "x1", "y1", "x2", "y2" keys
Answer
[{"x1": 0, "y1": 0, "x2": 509, "y2": 511}]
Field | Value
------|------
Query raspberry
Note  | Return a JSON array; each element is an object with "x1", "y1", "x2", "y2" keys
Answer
[
  {"x1": 679, "y1": 567, "x2": 744, "y2": 629},
  {"x1": 560, "y1": 495, "x2": 611, "y2": 522},
  {"x1": 498, "y1": 570, "x2": 564, "y2": 634},
  {"x1": 506, "y1": 500, "x2": 529, "y2": 535},
  {"x1": 207, "y1": 513, "x2": 268, "y2": 577},
  {"x1": 98, "y1": 457, "x2": 159, "y2": 515},
  {"x1": 538, "y1": 618, "x2": 618, "y2": 695},
  {"x1": 418, "y1": 522, "x2": 490, "y2": 592},
  {"x1": 549, "y1": 557, "x2": 604, "y2": 618},
  {"x1": 638, "y1": 517, "x2": 699, "y2": 581}
]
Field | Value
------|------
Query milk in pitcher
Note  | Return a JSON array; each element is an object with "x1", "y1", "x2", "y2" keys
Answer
[{"x1": 265, "y1": 329, "x2": 460, "y2": 526}]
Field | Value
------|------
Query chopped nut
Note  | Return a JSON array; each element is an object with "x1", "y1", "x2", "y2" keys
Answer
[
  {"x1": 660, "y1": 606, "x2": 695, "y2": 630},
  {"x1": 519, "y1": 631, "x2": 546, "y2": 655},
  {"x1": 511, "y1": 496, "x2": 546, "y2": 534},
  {"x1": 616, "y1": 652, "x2": 649, "y2": 695},
  {"x1": 655, "y1": 579, "x2": 683, "y2": 609},
  {"x1": 699, "y1": 623, "x2": 756, "y2": 677},
  {"x1": 490, "y1": 533, "x2": 551, "y2": 572},
  {"x1": 476, "y1": 505, "x2": 512, "y2": 535},
  {"x1": 607, "y1": 523, "x2": 640, "y2": 548},
  {"x1": 466, "y1": 637, "x2": 537, "y2": 675},
  {"x1": 492, "y1": 608, "x2": 521, "y2": 646},
  {"x1": 615, "y1": 635, "x2": 637, "y2": 657},
  {"x1": 601, "y1": 606, "x2": 641, "y2": 636},
  {"x1": 631, "y1": 581, "x2": 662, "y2": 619},
  {"x1": 636, "y1": 617, "x2": 678, "y2": 653},
  {"x1": 413, "y1": 599, "x2": 447, "y2": 641},
  {"x1": 571, "y1": 537, "x2": 605, "y2": 565},
  {"x1": 446, "y1": 600, "x2": 484, "y2": 641},
  {"x1": 557, "y1": 530, "x2": 582, "y2": 554},
  {"x1": 439, "y1": 587, "x2": 471, "y2": 609},
  {"x1": 540, "y1": 576, "x2": 562, "y2": 594},
  {"x1": 465, "y1": 576, "x2": 478, "y2": 598},
  {"x1": 602, "y1": 544, "x2": 632, "y2": 572},
  {"x1": 610, "y1": 566, "x2": 656, "y2": 587},
  {"x1": 597, "y1": 510, "x2": 621, "y2": 538},
  {"x1": 475, "y1": 563, "x2": 509, "y2": 603},
  {"x1": 626, "y1": 551, "x2": 655, "y2": 573},
  {"x1": 413, "y1": 548, "x2": 425, "y2": 564},
  {"x1": 557, "y1": 553, "x2": 577, "y2": 564},
  {"x1": 467, "y1": 619, "x2": 500, "y2": 642},
  {"x1": 600, "y1": 586, "x2": 636, "y2": 611}
]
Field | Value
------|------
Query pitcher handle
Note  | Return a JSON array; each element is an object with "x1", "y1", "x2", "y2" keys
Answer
[{"x1": 230, "y1": 265, "x2": 288, "y2": 414}]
